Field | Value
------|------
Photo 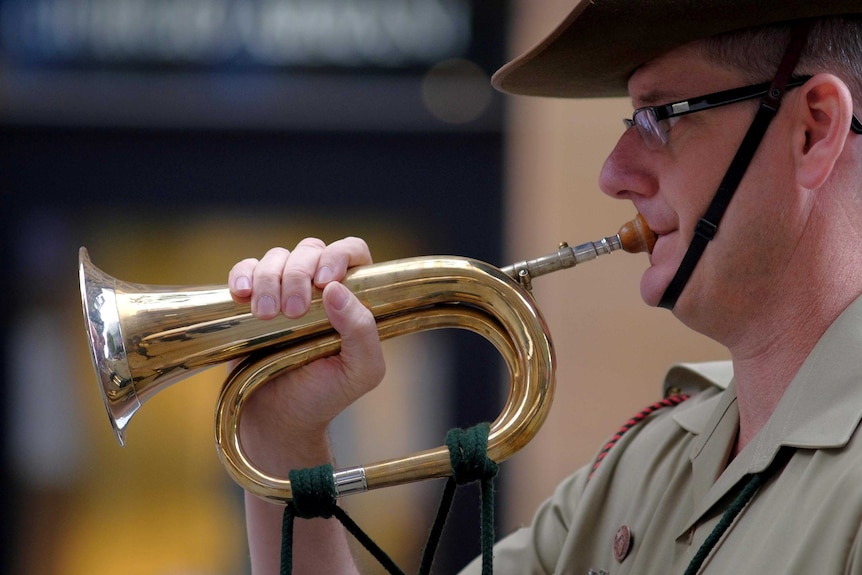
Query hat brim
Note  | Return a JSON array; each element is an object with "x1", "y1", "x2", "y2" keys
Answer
[{"x1": 492, "y1": 0, "x2": 862, "y2": 99}]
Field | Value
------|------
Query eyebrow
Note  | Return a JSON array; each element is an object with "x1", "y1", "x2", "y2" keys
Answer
[{"x1": 632, "y1": 88, "x2": 681, "y2": 108}]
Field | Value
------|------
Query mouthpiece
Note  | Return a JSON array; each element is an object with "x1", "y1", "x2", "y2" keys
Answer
[
  {"x1": 617, "y1": 213, "x2": 656, "y2": 255},
  {"x1": 501, "y1": 214, "x2": 656, "y2": 290}
]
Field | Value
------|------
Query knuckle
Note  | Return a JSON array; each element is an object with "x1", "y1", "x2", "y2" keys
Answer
[
  {"x1": 323, "y1": 237, "x2": 372, "y2": 270},
  {"x1": 282, "y1": 267, "x2": 314, "y2": 283},
  {"x1": 252, "y1": 270, "x2": 282, "y2": 295},
  {"x1": 263, "y1": 246, "x2": 290, "y2": 259},
  {"x1": 342, "y1": 236, "x2": 370, "y2": 253},
  {"x1": 296, "y1": 237, "x2": 326, "y2": 250},
  {"x1": 342, "y1": 235, "x2": 365, "y2": 245},
  {"x1": 352, "y1": 308, "x2": 378, "y2": 334}
]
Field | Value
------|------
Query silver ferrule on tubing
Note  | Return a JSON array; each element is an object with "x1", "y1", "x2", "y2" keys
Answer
[
  {"x1": 333, "y1": 466, "x2": 368, "y2": 497},
  {"x1": 501, "y1": 234, "x2": 623, "y2": 291}
]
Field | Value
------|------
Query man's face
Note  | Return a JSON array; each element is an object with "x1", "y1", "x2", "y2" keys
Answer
[{"x1": 599, "y1": 42, "x2": 801, "y2": 340}]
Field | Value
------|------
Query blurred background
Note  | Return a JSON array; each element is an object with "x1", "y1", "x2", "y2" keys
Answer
[{"x1": 0, "y1": 1, "x2": 728, "y2": 573}]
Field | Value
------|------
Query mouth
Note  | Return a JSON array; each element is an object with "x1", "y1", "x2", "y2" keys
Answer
[
  {"x1": 630, "y1": 209, "x2": 676, "y2": 257},
  {"x1": 643, "y1": 222, "x2": 676, "y2": 264},
  {"x1": 641, "y1": 219, "x2": 671, "y2": 245}
]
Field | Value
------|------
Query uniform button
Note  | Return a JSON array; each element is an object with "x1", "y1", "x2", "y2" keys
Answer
[{"x1": 614, "y1": 525, "x2": 633, "y2": 562}]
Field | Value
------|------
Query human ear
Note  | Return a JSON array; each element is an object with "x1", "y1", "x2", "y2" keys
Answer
[{"x1": 794, "y1": 73, "x2": 854, "y2": 189}]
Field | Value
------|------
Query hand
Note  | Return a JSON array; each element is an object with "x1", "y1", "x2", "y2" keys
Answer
[{"x1": 228, "y1": 237, "x2": 386, "y2": 471}]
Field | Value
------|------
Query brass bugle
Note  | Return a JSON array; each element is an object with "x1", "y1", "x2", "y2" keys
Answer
[{"x1": 79, "y1": 214, "x2": 655, "y2": 503}]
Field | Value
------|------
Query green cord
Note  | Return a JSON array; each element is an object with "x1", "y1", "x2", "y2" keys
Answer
[
  {"x1": 280, "y1": 464, "x2": 404, "y2": 575},
  {"x1": 683, "y1": 472, "x2": 765, "y2": 575},
  {"x1": 420, "y1": 423, "x2": 499, "y2": 575},
  {"x1": 684, "y1": 448, "x2": 791, "y2": 575},
  {"x1": 279, "y1": 423, "x2": 499, "y2": 575}
]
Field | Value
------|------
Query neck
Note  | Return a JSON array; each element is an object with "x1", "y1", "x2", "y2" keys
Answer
[
  {"x1": 729, "y1": 265, "x2": 861, "y2": 454},
  {"x1": 686, "y1": 170, "x2": 862, "y2": 454},
  {"x1": 730, "y1": 351, "x2": 803, "y2": 455}
]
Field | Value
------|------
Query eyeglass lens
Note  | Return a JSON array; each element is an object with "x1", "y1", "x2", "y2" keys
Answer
[{"x1": 634, "y1": 109, "x2": 668, "y2": 149}]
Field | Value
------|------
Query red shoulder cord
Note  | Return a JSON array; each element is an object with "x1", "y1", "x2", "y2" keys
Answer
[{"x1": 588, "y1": 394, "x2": 689, "y2": 480}]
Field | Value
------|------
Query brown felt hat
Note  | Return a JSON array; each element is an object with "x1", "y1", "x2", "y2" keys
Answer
[{"x1": 493, "y1": 0, "x2": 862, "y2": 98}]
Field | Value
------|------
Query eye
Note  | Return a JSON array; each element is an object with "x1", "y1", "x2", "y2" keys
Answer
[{"x1": 661, "y1": 116, "x2": 682, "y2": 133}]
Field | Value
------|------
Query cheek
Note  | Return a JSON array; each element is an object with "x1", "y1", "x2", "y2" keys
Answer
[
  {"x1": 638, "y1": 110, "x2": 778, "y2": 311},
  {"x1": 638, "y1": 181, "x2": 729, "y2": 307},
  {"x1": 681, "y1": 199, "x2": 783, "y2": 310}
]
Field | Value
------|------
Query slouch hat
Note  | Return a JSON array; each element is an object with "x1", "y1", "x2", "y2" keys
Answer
[{"x1": 493, "y1": 0, "x2": 862, "y2": 98}]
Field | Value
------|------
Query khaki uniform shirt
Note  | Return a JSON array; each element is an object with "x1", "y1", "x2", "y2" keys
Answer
[{"x1": 462, "y1": 295, "x2": 862, "y2": 575}]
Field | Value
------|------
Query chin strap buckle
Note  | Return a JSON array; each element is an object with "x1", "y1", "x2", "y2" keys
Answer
[{"x1": 694, "y1": 218, "x2": 718, "y2": 241}]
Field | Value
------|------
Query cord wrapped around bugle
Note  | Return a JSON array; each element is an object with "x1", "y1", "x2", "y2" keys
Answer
[{"x1": 79, "y1": 214, "x2": 655, "y2": 502}]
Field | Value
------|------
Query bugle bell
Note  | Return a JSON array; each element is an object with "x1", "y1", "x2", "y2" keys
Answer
[{"x1": 79, "y1": 215, "x2": 655, "y2": 502}]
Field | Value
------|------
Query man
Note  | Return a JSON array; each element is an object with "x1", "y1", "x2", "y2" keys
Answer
[{"x1": 230, "y1": 1, "x2": 862, "y2": 573}]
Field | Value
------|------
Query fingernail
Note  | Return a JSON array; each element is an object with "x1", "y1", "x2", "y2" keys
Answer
[
  {"x1": 327, "y1": 283, "x2": 349, "y2": 311},
  {"x1": 235, "y1": 276, "x2": 251, "y2": 292},
  {"x1": 316, "y1": 266, "x2": 334, "y2": 284},
  {"x1": 256, "y1": 295, "x2": 277, "y2": 317},
  {"x1": 284, "y1": 295, "x2": 304, "y2": 318}
]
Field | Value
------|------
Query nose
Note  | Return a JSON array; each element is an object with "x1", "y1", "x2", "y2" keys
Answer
[{"x1": 598, "y1": 126, "x2": 659, "y2": 202}]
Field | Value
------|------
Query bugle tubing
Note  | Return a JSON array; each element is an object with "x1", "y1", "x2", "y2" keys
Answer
[{"x1": 79, "y1": 214, "x2": 655, "y2": 502}]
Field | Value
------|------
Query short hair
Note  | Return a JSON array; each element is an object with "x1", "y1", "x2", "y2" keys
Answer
[{"x1": 699, "y1": 17, "x2": 862, "y2": 108}]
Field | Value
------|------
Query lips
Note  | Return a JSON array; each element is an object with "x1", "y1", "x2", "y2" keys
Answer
[
  {"x1": 648, "y1": 228, "x2": 678, "y2": 263},
  {"x1": 638, "y1": 215, "x2": 674, "y2": 259},
  {"x1": 630, "y1": 209, "x2": 676, "y2": 258},
  {"x1": 643, "y1": 217, "x2": 673, "y2": 239},
  {"x1": 642, "y1": 220, "x2": 672, "y2": 246}
]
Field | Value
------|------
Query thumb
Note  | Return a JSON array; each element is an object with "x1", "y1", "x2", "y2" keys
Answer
[{"x1": 322, "y1": 282, "x2": 386, "y2": 386}]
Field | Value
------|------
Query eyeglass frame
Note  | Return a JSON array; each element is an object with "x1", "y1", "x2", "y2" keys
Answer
[{"x1": 624, "y1": 75, "x2": 862, "y2": 149}]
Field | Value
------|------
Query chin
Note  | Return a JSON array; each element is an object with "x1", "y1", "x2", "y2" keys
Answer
[
  {"x1": 641, "y1": 285, "x2": 662, "y2": 307},
  {"x1": 639, "y1": 265, "x2": 674, "y2": 308}
]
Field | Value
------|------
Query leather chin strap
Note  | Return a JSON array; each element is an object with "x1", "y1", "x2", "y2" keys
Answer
[{"x1": 658, "y1": 21, "x2": 813, "y2": 310}]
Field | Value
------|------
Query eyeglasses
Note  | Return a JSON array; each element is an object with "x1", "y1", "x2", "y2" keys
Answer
[{"x1": 624, "y1": 75, "x2": 862, "y2": 150}]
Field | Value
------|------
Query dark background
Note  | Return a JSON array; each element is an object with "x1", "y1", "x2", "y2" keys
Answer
[{"x1": 0, "y1": 1, "x2": 511, "y2": 573}]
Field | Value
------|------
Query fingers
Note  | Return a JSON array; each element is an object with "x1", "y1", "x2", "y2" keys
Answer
[
  {"x1": 228, "y1": 236, "x2": 373, "y2": 320},
  {"x1": 314, "y1": 237, "x2": 373, "y2": 286},
  {"x1": 270, "y1": 238, "x2": 324, "y2": 319},
  {"x1": 253, "y1": 246, "x2": 294, "y2": 319},
  {"x1": 229, "y1": 238, "x2": 385, "y2": 430},
  {"x1": 228, "y1": 258, "x2": 259, "y2": 302}
]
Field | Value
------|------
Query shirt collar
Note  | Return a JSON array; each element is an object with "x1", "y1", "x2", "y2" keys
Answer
[
  {"x1": 663, "y1": 361, "x2": 732, "y2": 436},
  {"x1": 672, "y1": 294, "x2": 862, "y2": 469},
  {"x1": 747, "y1": 294, "x2": 862, "y2": 468},
  {"x1": 674, "y1": 294, "x2": 862, "y2": 537},
  {"x1": 664, "y1": 360, "x2": 733, "y2": 398}
]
